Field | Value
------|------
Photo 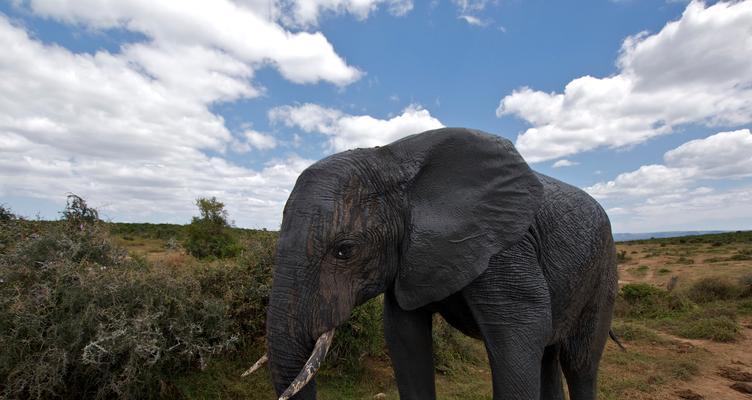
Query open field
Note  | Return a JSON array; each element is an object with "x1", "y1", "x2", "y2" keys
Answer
[{"x1": 2, "y1": 211, "x2": 751, "y2": 399}]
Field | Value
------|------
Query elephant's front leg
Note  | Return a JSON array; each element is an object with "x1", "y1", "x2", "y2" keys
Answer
[
  {"x1": 384, "y1": 288, "x2": 435, "y2": 400},
  {"x1": 464, "y1": 240, "x2": 554, "y2": 400}
]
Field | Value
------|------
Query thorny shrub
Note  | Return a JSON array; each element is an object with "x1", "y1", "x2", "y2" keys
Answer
[{"x1": 0, "y1": 199, "x2": 275, "y2": 399}]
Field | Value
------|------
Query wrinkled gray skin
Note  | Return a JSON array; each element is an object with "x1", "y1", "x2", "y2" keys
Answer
[{"x1": 266, "y1": 128, "x2": 617, "y2": 400}]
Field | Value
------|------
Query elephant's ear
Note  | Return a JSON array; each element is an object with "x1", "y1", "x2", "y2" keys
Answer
[{"x1": 388, "y1": 128, "x2": 543, "y2": 310}]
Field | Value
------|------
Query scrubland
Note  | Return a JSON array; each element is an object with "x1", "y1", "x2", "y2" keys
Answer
[{"x1": 2, "y1": 202, "x2": 751, "y2": 399}]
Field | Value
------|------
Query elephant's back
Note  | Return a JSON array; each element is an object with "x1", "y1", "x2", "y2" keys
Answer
[
  {"x1": 531, "y1": 172, "x2": 617, "y2": 340},
  {"x1": 535, "y1": 173, "x2": 611, "y2": 244}
]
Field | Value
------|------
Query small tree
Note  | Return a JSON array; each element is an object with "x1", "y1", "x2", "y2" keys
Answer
[
  {"x1": 61, "y1": 193, "x2": 100, "y2": 229},
  {"x1": 184, "y1": 197, "x2": 240, "y2": 259},
  {"x1": 0, "y1": 204, "x2": 15, "y2": 222}
]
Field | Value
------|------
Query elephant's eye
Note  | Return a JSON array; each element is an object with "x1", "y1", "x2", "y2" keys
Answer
[{"x1": 333, "y1": 241, "x2": 355, "y2": 260}]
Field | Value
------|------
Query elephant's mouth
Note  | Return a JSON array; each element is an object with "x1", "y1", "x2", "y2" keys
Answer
[{"x1": 242, "y1": 329, "x2": 335, "y2": 400}]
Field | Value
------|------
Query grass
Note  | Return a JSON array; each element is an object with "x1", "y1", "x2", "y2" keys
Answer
[
  {"x1": 628, "y1": 265, "x2": 650, "y2": 277},
  {"x1": 598, "y1": 338, "x2": 705, "y2": 400},
  {"x1": 616, "y1": 279, "x2": 748, "y2": 343}
]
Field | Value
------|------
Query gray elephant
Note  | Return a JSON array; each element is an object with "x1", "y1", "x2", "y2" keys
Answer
[{"x1": 245, "y1": 128, "x2": 618, "y2": 400}]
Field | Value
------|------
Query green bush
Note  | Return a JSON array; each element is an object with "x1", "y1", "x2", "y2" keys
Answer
[
  {"x1": 327, "y1": 297, "x2": 385, "y2": 371},
  {"x1": 616, "y1": 283, "x2": 691, "y2": 319},
  {"x1": 109, "y1": 223, "x2": 186, "y2": 241},
  {"x1": 730, "y1": 249, "x2": 752, "y2": 261},
  {"x1": 0, "y1": 198, "x2": 274, "y2": 399},
  {"x1": 686, "y1": 277, "x2": 740, "y2": 303},
  {"x1": 740, "y1": 274, "x2": 752, "y2": 298},
  {"x1": 183, "y1": 197, "x2": 241, "y2": 259},
  {"x1": 432, "y1": 316, "x2": 482, "y2": 375},
  {"x1": 673, "y1": 306, "x2": 741, "y2": 342},
  {"x1": 610, "y1": 321, "x2": 664, "y2": 343},
  {"x1": 0, "y1": 205, "x2": 20, "y2": 254},
  {"x1": 619, "y1": 283, "x2": 663, "y2": 305},
  {"x1": 0, "y1": 204, "x2": 15, "y2": 222}
]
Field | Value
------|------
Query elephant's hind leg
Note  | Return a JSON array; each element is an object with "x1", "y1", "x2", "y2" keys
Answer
[
  {"x1": 559, "y1": 288, "x2": 614, "y2": 400},
  {"x1": 540, "y1": 344, "x2": 564, "y2": 400}
]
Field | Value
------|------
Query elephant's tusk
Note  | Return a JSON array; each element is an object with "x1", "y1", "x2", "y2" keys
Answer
[
  {"x1": 240, "y1": 353, "x2": 268, "y2": 377},
  {"x1": 278, "y1": 329, "x2": 335, "y2": 400}
]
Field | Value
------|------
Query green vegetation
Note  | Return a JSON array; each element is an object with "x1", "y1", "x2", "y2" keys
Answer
[
  {"x1": 685, "y1": 276, "x2": 741, "y2": 303},
  {"x1": 621, "y1": 230, "x2": 752, "y2": 246},
  {"x1": 183, "y1": 197, "x2": 242, "y2": 259},
  {"x1": 1, "y1": 196, "x2": 484, "y2": 399},
  {"x1": 0, "y1": 197, "x2": 277, "y2": 399},
  {"x1": 615, "y1": 277, "x2": 752, "y2": 343},
  {"x1": 628, "y1": 265, "x2": 649, "y2": 277}
]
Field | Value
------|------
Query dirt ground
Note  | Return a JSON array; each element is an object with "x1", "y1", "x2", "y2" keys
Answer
[
  {"x1": 611, "y1": 240, "x2": 752, "y2": 400},
  {"x1": 653, "y1": 324, "x2": 752, "y2": 399}
]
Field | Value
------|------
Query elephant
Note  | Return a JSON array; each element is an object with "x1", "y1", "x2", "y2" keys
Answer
[{"x1": 245, "y1": 128, "x2": 618, "y2": 400}]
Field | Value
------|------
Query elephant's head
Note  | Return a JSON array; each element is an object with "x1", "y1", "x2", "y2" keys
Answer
[{"x1": 258, "y1": 128, "x2": 542, "y2": 399}]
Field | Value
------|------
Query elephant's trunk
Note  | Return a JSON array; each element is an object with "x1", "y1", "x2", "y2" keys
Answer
[
  {"x1": 265, "y1": 270, "x2": 329, "y2": 400},
  {"x1": 277, "y1": 330, "x2": 334, "y2": 400}
]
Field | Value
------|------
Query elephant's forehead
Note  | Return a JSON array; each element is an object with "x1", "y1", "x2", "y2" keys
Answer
[{"x1": 287, "y1": 168, "x2": 361, "y2": 208}]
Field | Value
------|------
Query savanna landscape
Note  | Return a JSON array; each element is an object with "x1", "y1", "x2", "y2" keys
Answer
[
  {"x1": 2, "y1": 196, "x2": 751, "y2": 400},
  {"x1": 2, "y1": 0, "x2": 752, "y2": 399}
]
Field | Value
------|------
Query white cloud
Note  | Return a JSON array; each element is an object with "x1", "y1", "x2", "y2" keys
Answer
[
  {"x1": 244, "y1": 130, "x2": 279, "y2": 150},
  {"x1": 664, "y1": 129, "x2": 752, "y2": 179},
  {"x1": 611, "y1": 185, "x2": 752, "y2": 233},
  {"x1": 25, "y1": 0, "x2": 362, "y2": 86},
  {"x1": 453, "y1": 0, "x2": 493, "y2": 27},
  {"x1": 0, "y1": 13, "x2": 320, "y2": 229},
  {"x1": 2, "y1": 0, "x2": 418, "y2": 228},
  {"x1": 587, "y1": 164, "x2": 693, "y2": 198},
  {"x1": 269, "y1": 103, "x2": 444, "y2": 152},
  {"x1": 452, "y1": 0, "x2": 492, "y2": 13},
  {"x1": 458, "y1": 15, "x2": 491, "y2": 27},
  {"x1": 586, "y1": 129, "x2": 752, "y2": 232},
  {"x1": 552, "y1": 159, "x2": 579, "y2": 168},
  {"x1": 497, "y1": 1, "x2": 752, "y2": 162},
  {"x1": 587, "y1": 129, "x2": 752, "y2": 199},
  {"x1": 276, "y1": 0, "x2": 413, "y2": 27}
]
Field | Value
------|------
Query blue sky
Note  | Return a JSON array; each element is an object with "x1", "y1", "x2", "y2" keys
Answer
[{"x1": 1, "y1": 0, "x2": 751, "y2": 232}]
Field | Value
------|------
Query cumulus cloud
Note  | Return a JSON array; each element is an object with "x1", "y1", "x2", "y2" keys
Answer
[
  {"x1": 608, "y1": 185, "x2": 752, "y2": 233},
  {"x1": 25, "y1": 0, "x2": 362, "y2": 86},
  {"x1": 233, "y1": 130, "x2": 279, "y2": 152},
  {"x1": 244, "y1": 130, "x2": 279, "y2": 150},
  {"x1": 586, "y1": 129, "x2": 752, "y2": 232},
  {"x1": 587, "y1": 129, "x2": 752, "y2": 199},
  {"x1": 552, "y1": 159, "x2": 579, "y2": 168},
  {"x1": 268, "y1": 103, "x2": 444, "y2": 151},
  {"x1": 2, "y1": 0, "x2": 422, "y2": 227},
  {"x1": 0, "y1": 12, "x2": 323, "y2": 228},
  {"x1": 273, "y1": 0, "x2": 412, "y2": 28},
  {"x1": 497, "y1": 1, "x2": 752, "y2": 162},
  {"x1": 663, "y1": 130, "x2": 752, "y2": 180}
]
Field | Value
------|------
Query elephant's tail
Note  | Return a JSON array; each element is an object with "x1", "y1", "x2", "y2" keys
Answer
[{"x1": 609, "y1": 329, "x2": 626, "y2": 352}]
